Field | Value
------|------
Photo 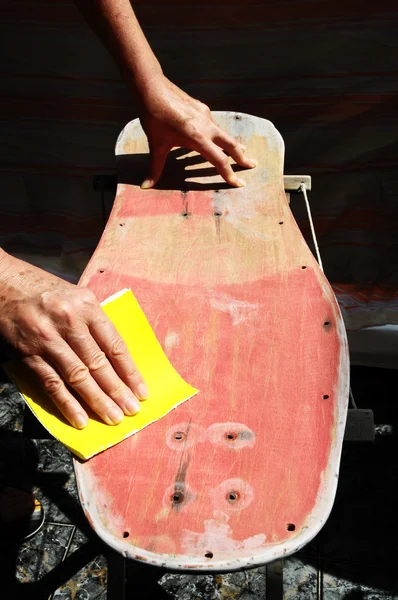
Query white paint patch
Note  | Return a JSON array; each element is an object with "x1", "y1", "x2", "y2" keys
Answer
[
  {"x1": 210, "y1": 294, "x2": 259, "y2": 325},
  {"x1": 165, "y1": 331, "x2": 180, "y2": 351},
  {"x1": 182, "y1": 510, "x2": 266, "y2": 553}
]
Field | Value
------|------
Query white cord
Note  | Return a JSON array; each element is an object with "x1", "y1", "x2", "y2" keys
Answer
[{"x1": 299, "y1": 182, "x2": 324, "y2": 272}]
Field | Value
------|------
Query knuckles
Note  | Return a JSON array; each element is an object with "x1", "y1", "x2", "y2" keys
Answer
[
  {"x1": 41, "y1": 287, "x2": 98, "y2": 326},
  {"x1": 217, "y1": 153, "x2": 231, "y2": 169},
  {"x1": 198, "y1": 101, "x2": 211, "y2": 115},
  {"x1": 42, "y1": 374, "x2": 63, "y2": 396},
  {"x1": 86, "y1": 350, "x2": 107, "y2": 372},
  {"x1": 125, "y1": 369, "x2": 142, "y2": 387},
  {"x1": 79, "y1": 288, "x2": 97, "y2": 305},
  {"x1": 65, "y1": 363, "x2": 90, "y2": 386},
  {"x1": 110, "y1": 336, "x2": 128, "y2": 359}
]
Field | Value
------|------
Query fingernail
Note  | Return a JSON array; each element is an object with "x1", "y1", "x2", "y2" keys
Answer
[
  {"x1": 108, "y1": 407, "x2": 124, "y2": 425},
  {"x1": 249, "y1": 158, "x2": 258, "y2": 168},
  {"x1": 75, "y1": 414, "x2": 88, "y2": 429},
  {"x1": 237, "y1": 178, "x2": 246, "y2": 187},
  {"x1": 125, "y1": 397, "x2": 141, "y2": 415},
  {"x1": 141, "y1": 179, "x2": 153, "y2": 190},
  {"x1": 137, "y1": 383, "x2": 149, "y2": 400}
]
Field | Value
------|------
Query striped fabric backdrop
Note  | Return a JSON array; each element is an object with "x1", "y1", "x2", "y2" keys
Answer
[{"x1": 1, "y1": 0, "x2": 397, "y2": 330}]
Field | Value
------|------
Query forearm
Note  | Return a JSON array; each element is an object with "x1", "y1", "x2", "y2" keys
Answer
[{"x1": 74, "y1": 0, "x2": 162, "y2": 100}]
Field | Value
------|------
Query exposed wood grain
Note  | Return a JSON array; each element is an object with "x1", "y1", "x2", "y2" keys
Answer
[{"x1": 74, "y1": 112, "x2": 349, "y2": 572}]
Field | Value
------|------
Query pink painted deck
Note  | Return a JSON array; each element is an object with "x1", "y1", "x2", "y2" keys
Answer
[{"x1": 74, "y1": 113, "x2": 349, "y2": 571}]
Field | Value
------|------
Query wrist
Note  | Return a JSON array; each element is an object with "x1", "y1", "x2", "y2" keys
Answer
[{"x1": 126, "y1": 62, "x2": 164, "y2": 105}]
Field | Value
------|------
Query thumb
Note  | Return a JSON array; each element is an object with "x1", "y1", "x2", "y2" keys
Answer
[{"x1": 141, "y1": 143, "x2": 170, "y2": 189}]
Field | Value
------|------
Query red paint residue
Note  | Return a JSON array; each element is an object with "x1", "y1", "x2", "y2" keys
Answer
[{"x1": 81, "y1": 267, "x2": 341, "y2": 555}]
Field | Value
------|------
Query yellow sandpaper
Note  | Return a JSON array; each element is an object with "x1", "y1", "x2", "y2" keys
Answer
[{"x1": 6, "y1": 289, "x2": 198, "y2": 460}]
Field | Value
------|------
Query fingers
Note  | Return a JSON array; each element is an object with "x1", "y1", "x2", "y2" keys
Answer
[
  {"x1": 141, "y1": 143, "x2": 170, "y2": 189},
  {"x1": 89, "y1": 316, "x2": 149, "y2": 401},
  {"x1": 196, "y1": 141, "x2": 248, "y2": 188},
  {"x1": 214, "y1": 132, "x2": 258, "y2": 171},
  {"x1": 24, "y1": 309, "x2": 146, "y2": 428},
  {"x1": 44, "y1": 340, "x2": 128, "y2": 426},
  {"x1": 139, "y1": 107, "x2": 257, "y2": 189},
  {"x1": 66, "y1": 324, "x2": 142, "y2": 416},
  {"x1": 23, "y1": 354, "x2": 89, "y2": 429}
]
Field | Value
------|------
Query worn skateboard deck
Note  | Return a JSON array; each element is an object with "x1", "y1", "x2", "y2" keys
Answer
[{"x1": 74, "y1": 112, "x2": 349, "y2": 572}]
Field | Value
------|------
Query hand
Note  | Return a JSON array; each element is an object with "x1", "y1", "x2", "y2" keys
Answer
[
  {"x1": 139, "y1": 76, "x2": 258, "y2": 189},
  {"x1": 0, "y1": 254, "x2": 148, "y2": 429}
]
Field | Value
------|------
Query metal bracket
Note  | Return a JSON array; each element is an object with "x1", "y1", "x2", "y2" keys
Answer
[{"x1": 283, "y1": 175, "x2": 312, "y2": 192}]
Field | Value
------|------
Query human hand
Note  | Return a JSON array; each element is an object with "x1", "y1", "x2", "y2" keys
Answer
[
  {"x1": 0, "y1": 253, "x2": 148, "y2": 429},
  {"x1": 139, "y1": 76, "x2": 258, "y2": 189}
]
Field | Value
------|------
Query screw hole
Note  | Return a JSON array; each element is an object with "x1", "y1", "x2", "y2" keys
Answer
[
  {"x1": 279, "y1": 221, "x2": 284, "y2": 225},
  {"x1": 205, "y1": 551, "x2": 213, "y2": 559},
  {"x1": 323, "y1": 394, "x2": 329, "y2": 400},
  {"x1": 235, "y1": 115, "x2": 242, "y2": 120},
  {"x1": 181, "y1": 212, "x2": 189, "y2": 217},
  {"x1": 225, "y1": 432, "x2": 237, "y2": 441},
  {"x1": 123, "y1": 531, "x2": 129, "y2": 538},
  {"x1": 323, "y1": 321, "x2": 331, "y2": 327},
  {"x1": 287, "y1": 523, "x2": 296, "y2": 532},
  {"x1": 174, "y1": 431, "x2": 186, "y2": 441},
  {"x1": 214, "y1": 211, "x2": 222, "y2": 217},
  {"x1": 227, "y1": 491, "x2": 240, "y2": 503},
  {"x1": 170, "y1": 491, "x2": 184, "y2": 504},
  {"x1": 301, "y1": 266, "x2": 307, "y2": 270},
  {"x1": 119, "y1": 223, "x2": 125, "y2": 227},
  {"x1": 98, "y1": 269, "x2": 105, "y2": 273}
]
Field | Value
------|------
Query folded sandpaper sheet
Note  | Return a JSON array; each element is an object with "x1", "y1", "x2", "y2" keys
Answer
[{"x1": 6, "y1": 289, "x2": 198, "y2": 460}]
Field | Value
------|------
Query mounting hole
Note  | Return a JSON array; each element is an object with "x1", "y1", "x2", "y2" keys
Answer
[
  {"x1": 170, "y1": 491, "x2": 185, "y2": 504},
  {"x1": 279, "y1": 221, "x2": 284, "y2": 225},
  {"x1": 323, "y1": 321, "x2": 331, "y2": 327},
  {"x1": 323, "y1": 394, "x2": 329, "y2": 400},
  {"x1": 119, "y1": 223, "x2": 125, "y2": 227},
  {"x1": 234, "y1": 115, "x2": 242, "y2": 120},
  {"x1": 225, "y1": 432, "x2": 237, "y2": 441},
  {"x1": 205, "y1": 551, "x2": 213, "y2": 559},
  {"x1": 287, "y1": 523, "x2": 296, "y2": 532},
  {"x1": 301, "y1": 266, "x2": 307, "y2": 270},
  {"x1": 174, "y1": 431, "x2": 186, "y2": 441},
  {"x1": 214, "y1": 211, "x2": 222, "y2": 217},
  {"x1": 123, "y1": 531, "x2": 129, "y2": 538},
  {"x1": 227, "y1": 491, "x2": 240, "y2": 503},
  {"x1": 98, "y1": 269, "x2": 105, "y2": 273},
  {"x1": 181, "y1": 212, "x2": 189, "y2": 217}
]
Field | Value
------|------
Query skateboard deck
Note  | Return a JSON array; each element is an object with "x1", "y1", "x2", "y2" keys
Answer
[{"x1": 74, "y1": 112, "x2": 349, "y2": 572}]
